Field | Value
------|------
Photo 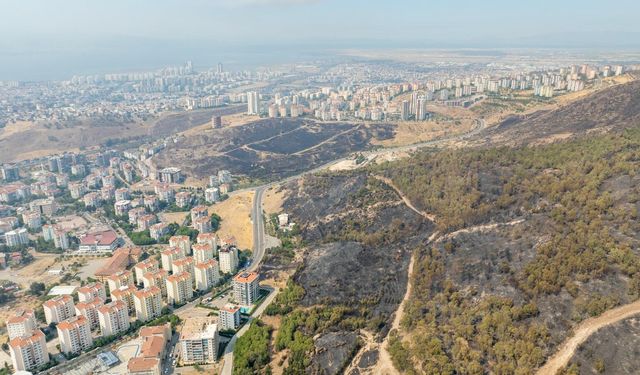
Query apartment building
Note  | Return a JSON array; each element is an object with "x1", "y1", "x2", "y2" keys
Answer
[
  {"x1": 219, "y1": 246, "x2": 239, "y2": 274},
  {"x1": 169, "y1": 235, "x2": 191, "y2": 256},
  {"x1": 134, "y1": 286, "x2": 163, "y2": 322},
  {"x1": 179, "y1": 318, "x2": 218, "y2": 365},
  {"x1": 110, "y1": 285, "x2": 137, "y2": 314},
  {"x1": 9, "y1": 329, "x2": 49, "y2": 372},
  {"x1": 141, "y1": 269, "x2": 168, "y2": 296},
  {"x1": 193, "y1": 243, "x2": 214, "y2": 263},
  {"x1": 77, "y1": 282, "x2": 107, "y2": 303},
  {"x1": 194, "y1": 259, "x2": 220, "y2": 292},
  {"x1": 172, "y1": 256, "x2": 195, "y2": 282},
  {"x1": 196, "y1": 232, "x2": 217, "y2": 256},
  {"x1": 218, "y1": 305, "x2": 241, "y2": 331},
  {"x1": 43, "y1": 295, "x2": 76, "y2": 324},
  {"x1": 98, "y1": 300, "x2": 130, "y2": 337},
  {"x1": 6, "y1": 309, "x2": 37, "y2": 340},
  {"x1": 160, "y1": 247, "x2": 184, "y2": 272},
  {"x1": 233, "y1": 271, "x2": 260, "y2": 306},
  {"x1": 57, "y1": 315, "x2": 93, "y2": 355},
  {"x1": 106, "y1": 270, "x2": 134, "y2": 294},
  {"x1": 134, "y1": 258, "x2": 159, "y2": 285},
  {"x1": 166, "y1": 272, "x2": 193, "y2": 305},
  {"x1": 75, "y1": 297, "x2": 104, "y2": 330}
]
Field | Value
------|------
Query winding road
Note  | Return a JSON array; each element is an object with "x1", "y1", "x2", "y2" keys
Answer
[{"x1": 219, "y1": 118, "x2": 488, "y2": 374}]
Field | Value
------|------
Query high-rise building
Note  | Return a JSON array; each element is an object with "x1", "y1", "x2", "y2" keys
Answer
[
  {"x1": 142, "y1": 269, "x2": 169, "y2": 296},
  {"x1": 212, "y1": 115, "x2": 222, "y2": 129},
  {"x1": 416, "y1": 98, "x2": 428, "y2": 121},
  {"x1": 219, "y1": 305, "x2": 241, "y2": 331},
  {"x1": 106, "y1": 270, "x2": 134, "y2": 294},
  {"x1": 110, "y1": 285, "x2": 137, "y2": 315},
  {"x1": 134, "y1": 259, "x2": 159, "y2": 285},
  {"x1": 9, "y1": 329, "x2": 49, "y2": 372},
  {"x1": 233, "y1": 271, "x2": 260, "y2": 306},
  {"x1": 179, "y1": 318, "x2": 218, "y2": 365},
  {"x1": 6, "y1": 309, "x2": 37, "y2": 340},
  {"x1": 134, "y1": 286, "x2": 163, "y2": 322},
  {"x1": 75, "y1": 297, "x2": 104, "y2": 330},
  {"x1": 4, "y1": 228, "x2": 29, "y2": 247},
  {"x1": 194, "y1": 259, "x2": 220, "y2": 292},
  {"x1": 1, "y1": 164, "x2": 20, "y2": 182},
  {"x1": 57, "y1": 315, "x2": 93, "y2": 355},
  {"x1": 170, "y1": 235, "x2": 192, "y2": 256},
  {"x1": 216, "y1": 62, "x2": 223, "y2": 74},
  {"x1": 247, "y1": 91, "x2": 260, "y2": 115},
  {"x1": 193, "y1": 243, "x2": 215, "y2": 263},
  {"x1": 400, "y1": 100, "x2": 410, "y2": 121},
  {"x1": 166, "y1": 272, "x2": 193, "y2": 305},
  {"x1": 98, "y1": 300, "x2": 130, "y2": 337},
  {"x1": 219, "y1": 246, "x2": 239, "y2": 274},
  {"x1": 77, "y1": 282, "x2": 107, "y2": 303},
  {"x1": 172, "y1": 257, "x2": 195, "y2": 283},
  {"x1": 43, "y1": 295, "x2": 76, "y2": 324},
  {"x1": 161, "y1": 247, "x2": 184, "y2": 272}
]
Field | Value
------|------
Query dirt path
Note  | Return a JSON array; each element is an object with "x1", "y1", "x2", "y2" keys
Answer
[
  {"x1": 434, "y1": 218, "x2": 525, "y2": 243},
  {"x1": 373, "y1": 175, "x2": 436, "y2": 222},
  {"x1": 537, "y1": 299, "x2": 640, "y2": 375}
]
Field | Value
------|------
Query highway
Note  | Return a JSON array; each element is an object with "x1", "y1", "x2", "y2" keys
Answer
[{"x1": 248, "y1": 186, "x2": 267, "y2": 272}]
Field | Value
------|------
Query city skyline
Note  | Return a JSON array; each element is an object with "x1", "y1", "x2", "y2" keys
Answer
[{"x1": 2, "y1": 0, "x2": 640, "y2": 80}]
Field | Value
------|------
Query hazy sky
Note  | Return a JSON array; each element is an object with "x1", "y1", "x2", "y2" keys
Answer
[{"x1": 2, "y1": 0, "x2": 640, "y2": 80}]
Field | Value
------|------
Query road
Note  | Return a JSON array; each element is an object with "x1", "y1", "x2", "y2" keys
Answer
[
  {"x1": 217, "y1": 118, "x2": 488, "y2": 374},
  {"x1": 249, "y1": 186, "x2": 267, "y2": 272},
  {"x1": 536, "y1": 299, "x2": 640, "y2": 375},
  {"x1": 220, "y1": 287, "x2": 279, "y2": 375}
]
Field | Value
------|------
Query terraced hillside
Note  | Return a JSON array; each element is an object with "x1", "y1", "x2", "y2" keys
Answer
[{"x1": 154, "y1": 118, "x2": 394, "y2": 182}]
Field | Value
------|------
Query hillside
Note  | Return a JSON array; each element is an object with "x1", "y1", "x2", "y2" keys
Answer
[
  {"x1": 477, "y1": 79, "x2": 640, "y2": 146},
  {"x1": 382, "y1": 127, "x2": 640, "y2": 374}
]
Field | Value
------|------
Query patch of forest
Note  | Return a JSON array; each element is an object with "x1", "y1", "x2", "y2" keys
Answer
[{"x1": 383, "y1": 126, "x2": 640, "y2": 374}]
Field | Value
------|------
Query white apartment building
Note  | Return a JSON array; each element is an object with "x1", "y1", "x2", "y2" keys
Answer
[
  {"x1": 196, "y1": 233, "x2": 217, "y2": 256},
  {"x1": 57, "y1": 315, "x2": 93, "y2": 355},
  {"x1": 161, "y1": 247, "x2": 184, "y2": 272},
  {"x1": 134, "y1": 259, "x2": 159, "y2": 285},
  {"x1": 218, "y1": 305, "x2": 241, "y2": 331},
  {"x1": 233, "y1": 271, "x2": 260, "y2": 306},
  {"x1": 172, "y1": 256, "x2": 195, "y2": 283},
  {"x1": 75, "y1": 297, "x2": 104, "y2": 330},
  {"x1": 179, "y1": 318, "x2": 218, "y2": 365},
  {"x1": 166, "y1": 272, "x2": 193, "y2": 305},
  {"x1": 142, "y1": 269, "x2": 168, "y2": 296},
  {"x1": 7, "y1": 309, "x2": 37, "y2": 340},
  {"x1": 194, "y1": 259, "x2": 220, "y2": 292},
  {"x1": 169, "y1": 235, "x2": 191, "y2": 256},
  {"x1": 9, "y1": 329, "x2": 49, "y2": 372},
  {"x1": 134, "y1": 286, "x2": 163, "y2": 322},
  {"x1": 219, "y1": 246, "x2": 239, "y2": 274},
  {"x1": 98, "y1": 300, "x2": 130, "y2": 337},
  {"x1": 77, "y1": 282, "x2": 107, "y2": 302},
  {"x1": 111, "y1": 285, "x2": 137, "y2": 314},
  {"x1": 43, "y1": 295, "x2": 76, "y2": 325},
  {"x1": 193, "y1": 243, "x2": 214, "y2": 263},
  {"x1": 106, "y1": 270, "x2": 134, "y2": 294},
  {"x1": 4, "y1": 228, "x2": 29, "y2": 247}
]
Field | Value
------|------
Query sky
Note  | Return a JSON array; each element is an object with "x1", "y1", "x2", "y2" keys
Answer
[{"x1": 2, "y1": 0, "x2": 640, "y2": 80}]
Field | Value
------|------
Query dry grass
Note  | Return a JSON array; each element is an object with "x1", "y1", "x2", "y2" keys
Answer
[
  {"x1": 262, "y1": 187, "x2": 287, "y2": 215},
  {"x1": 159, "y1": 211, "x2": 189, "y2": 225},
  {"x1": 209, "y1": 190, "x2": 255, "y2": 250}
]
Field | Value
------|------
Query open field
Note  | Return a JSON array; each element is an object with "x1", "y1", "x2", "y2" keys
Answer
[
  {"x1": 210, "y1": 190, "x2": 255, "y2": 250},
  {"x1": 159, "y1": 211, "x2": 189, "y2": 225}
]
